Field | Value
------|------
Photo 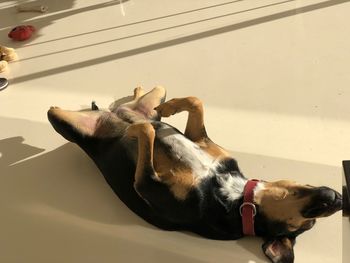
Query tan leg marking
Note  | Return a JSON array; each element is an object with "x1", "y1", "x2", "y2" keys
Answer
[
  {"x1": 126, "y1": 122, "x2": 156, "y2": 185},
  {"x1": 126, "y1": 122, "x2": 195, "y2": 200},
  {"x1": 196, "y1": 140, "x2": 230, "y2": 158},
  {"x1": 153, "y1": 147, "x2": 195, "y2": 200}
]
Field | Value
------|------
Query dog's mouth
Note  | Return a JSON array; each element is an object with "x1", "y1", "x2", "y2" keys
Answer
[{"x1": 301, "y1": 187, "x2": 342, "y2": 218}]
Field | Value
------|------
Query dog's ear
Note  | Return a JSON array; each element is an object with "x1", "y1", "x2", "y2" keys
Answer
[
  {"x1": 262, "y1": 237, "x2": 295, "y2": 263},
  {"x1": 48, "y1": 107, "x2": 126, "y2": 143}
]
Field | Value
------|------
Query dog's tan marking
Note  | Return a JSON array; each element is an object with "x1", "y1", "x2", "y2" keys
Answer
[
  {"x1": 255, "y1": 180, "x2": 313, "y2": 231},
  {"x1": 163, "y1": 169, "x2": 194, "y2": 201},
  {"x1": 126, "y1": 122, "x2": 156, "y2": 185},
  {"x1": 127, "y1": 123, "x2": 196, "y2": 200},
  {"x1": 184, "y1": 97, "x2": 207, "y2": 142},
  {"x1": 153, "y1": 146, "x2": 195, "y2": 200},
  {"x1": 155, "y1": 97, "x2": 207, "y2": 142},
  {"x1": 126, "y1": 121, "x2": 195, "y2": 200},
  {"x1": 196, "y1": 139, "x2": 230, "y2": 159}
]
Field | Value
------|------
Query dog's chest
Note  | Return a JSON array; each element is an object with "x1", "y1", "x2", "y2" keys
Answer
[{"x1": 153, "y1": 125, "x2": 218, "y2": 199}]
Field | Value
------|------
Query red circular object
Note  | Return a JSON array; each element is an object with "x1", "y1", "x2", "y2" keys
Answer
[{"x1": 8, "y1": 25, "x2": 36, "y2": 41}]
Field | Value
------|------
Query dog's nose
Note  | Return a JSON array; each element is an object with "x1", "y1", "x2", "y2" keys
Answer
[
  {"x1": 318, "y1": 187, "x2": 336, "y2": 204},
  {"x1": 302, "y1": 187, "x2": 342, "y2": 218},
  {"x1": 335, "y1": 190, "x2": 342, "y2": 201}
]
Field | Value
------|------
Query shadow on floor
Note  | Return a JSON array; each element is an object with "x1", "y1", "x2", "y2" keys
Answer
[
  {"x1": 0, "y1": 116, "x2": 268, "y2": 262},
  {"x1": 0, "y1": 136, "x2": 147, "y2": 226}
]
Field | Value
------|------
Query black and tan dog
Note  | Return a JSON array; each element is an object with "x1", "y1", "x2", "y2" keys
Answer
[{"x1": 48, "y1": 86, "x2": 341, "y2": 263}]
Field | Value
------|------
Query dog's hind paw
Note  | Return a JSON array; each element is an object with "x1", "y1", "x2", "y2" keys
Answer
[{"x1": 133, "y1": 86, "x2": 145, "y2": 99}]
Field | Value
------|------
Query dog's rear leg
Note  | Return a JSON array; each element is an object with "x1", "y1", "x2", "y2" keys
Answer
[
  {"x1": 133, "y1": 86, "x2": 145, "y2": 100},
  {"x1": 126, "y1": 122, "x2": 159, "y2": 197},
  {"x1": 155, "y1": 97, "x2": 207, "y2": 142}
]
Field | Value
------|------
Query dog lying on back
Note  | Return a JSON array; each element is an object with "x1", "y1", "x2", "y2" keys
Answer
[{"x1": 48, "y1": 86, "x2": 341, "y2": 263}]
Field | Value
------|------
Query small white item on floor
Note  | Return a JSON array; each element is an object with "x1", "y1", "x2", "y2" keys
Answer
[
  {"x1": 0, "y1": 60, "x2": 8, "y2": 73},
  {"x1": 16, "y1": 4, "x2": 48, "y2": 13},
  {"x1": 0, "y1": 45, "x2": 18, "y2": 72}
]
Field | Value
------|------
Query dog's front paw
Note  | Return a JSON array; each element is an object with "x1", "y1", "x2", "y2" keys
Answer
[{"x1": 154, "y1": 100, "x2": 178, "y2": 117}]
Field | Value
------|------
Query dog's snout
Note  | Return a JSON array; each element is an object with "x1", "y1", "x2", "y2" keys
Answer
[
  {"x1": 318, "y1": 187, "x2": 336, "y2": 204},
  {"x1": 301, "y1": 187, "x2": 342, "y2": 218}
]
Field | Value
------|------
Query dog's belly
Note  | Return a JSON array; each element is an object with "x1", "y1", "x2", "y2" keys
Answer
[{"x1": 153, "y1": 123, "x2": 218, "y2": 200}]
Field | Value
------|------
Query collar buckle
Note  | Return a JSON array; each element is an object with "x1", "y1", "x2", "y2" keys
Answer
[{"x1": 239, "y1": 202, "x2": 257, "y2": 217}]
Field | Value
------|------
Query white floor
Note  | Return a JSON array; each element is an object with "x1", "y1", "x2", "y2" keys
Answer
[{"x1": 1, "y1": 0, "x2": 349, "y2": 262}]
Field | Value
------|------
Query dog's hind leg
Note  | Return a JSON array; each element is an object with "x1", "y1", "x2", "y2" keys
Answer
[
  {"x1": 113, "y1": 86, "x2": 166, "y2": 123},
  {"x1": 133, "y1": 86, "x2": 145, "y2": 100},
  {"x1": 132, "y1": 86, "x2": 166, "y2": 121}
]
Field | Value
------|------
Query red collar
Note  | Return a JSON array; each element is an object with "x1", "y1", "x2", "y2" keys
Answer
[{"x1": 240, "y1": 179, "x2": 259, "y2": 236}]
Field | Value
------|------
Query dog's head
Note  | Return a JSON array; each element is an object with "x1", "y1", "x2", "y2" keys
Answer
[{"x1": 253, "y1": 180, "x2": 341, "y2": 263}]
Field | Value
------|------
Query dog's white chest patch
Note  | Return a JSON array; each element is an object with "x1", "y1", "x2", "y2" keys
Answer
[
  {"x1": 157, "y1": 127, "x2": 217, "y2": 180},
  {"x1": 217, "y1": 174, "x2": 247, "y2": 201}
]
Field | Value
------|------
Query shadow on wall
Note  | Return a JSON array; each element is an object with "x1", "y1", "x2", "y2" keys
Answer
[
  {"x1": 0, "y1": 0, "x2": 76, "y2": 31},
  {"x1": 7, "y1": 0, "x2": 348, "y2": 83},
  {"x1": 0, "y1": 0, "x2": 129, "y2": 45},
  {"x1": 13, "y1": 0, "x2": 295, "y2": 58}
]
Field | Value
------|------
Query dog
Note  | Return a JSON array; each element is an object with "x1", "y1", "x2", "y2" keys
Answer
[{"x1": 48, "y1": 86, "x2": 342, "y2": 263}]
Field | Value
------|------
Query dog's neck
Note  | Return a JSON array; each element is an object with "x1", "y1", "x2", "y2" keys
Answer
[
  {"x1": 217, "y1": 173, "x2": 267, "y2": 229},
  {"x1": 216, "y1": 172, "x2": 265, "y2": 203}
]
